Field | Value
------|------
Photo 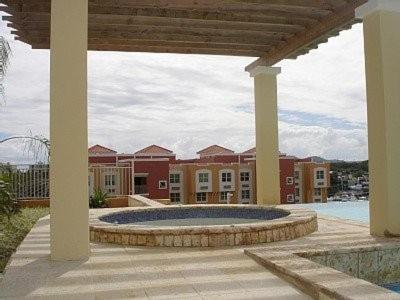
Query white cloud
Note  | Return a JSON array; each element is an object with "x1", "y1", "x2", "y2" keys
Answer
[{"x1": 0, "y1": 15, "x2": 368, "y2": 164}]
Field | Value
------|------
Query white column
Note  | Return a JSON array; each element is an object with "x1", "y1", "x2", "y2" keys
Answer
[
  {"x1": 356, "y1": 0, "x2": 400, "y2": 236},
  {"x1": 247, "y1": 65, "x2": 281, "y2": 205},
  {"x1": 50, "y1": 0, "x2": 89, "y2": 260}
]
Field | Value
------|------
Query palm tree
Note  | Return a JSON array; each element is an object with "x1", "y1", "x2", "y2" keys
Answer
[{"x1": 0, "y1": 36, "x2": 11, "y2": 100}]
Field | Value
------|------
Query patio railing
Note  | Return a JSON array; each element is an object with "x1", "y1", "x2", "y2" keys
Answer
[
  {"x1": 0, "y1": 164, "x2": 50, "y2": 199},
  {"x1": 4, "y1": 164, "x2": 136, "y2": 200}
]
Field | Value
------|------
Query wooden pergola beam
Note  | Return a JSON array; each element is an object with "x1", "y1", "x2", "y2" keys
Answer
[
  {"x1": 0, "y1": 5, "x2": 321, "y2": 28},
  {"x1": 0, "y1": 0, "x2": 345, "y2": 13},
  {"x1": 0, "y1": 0, "x2": 367, "y2": 61},
  {"x1": 245, "y1": 0, "x2": 367, "y2": 69}
]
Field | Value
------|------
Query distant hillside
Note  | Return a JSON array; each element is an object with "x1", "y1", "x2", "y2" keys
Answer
[
  {"x1": 308, "y1": 156, "x2": 345, "y2": 164},
  {"x1": 330, "y1": 160, "x2": 368, "y2": 175}
]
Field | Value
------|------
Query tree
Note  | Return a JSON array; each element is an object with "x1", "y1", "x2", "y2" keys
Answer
[
  {"x1": 0, "y1": 36, "x2": 11, "y2": 102},
  {"x1": 0, "y1": 135, "x2": 50, "y2": 164}
]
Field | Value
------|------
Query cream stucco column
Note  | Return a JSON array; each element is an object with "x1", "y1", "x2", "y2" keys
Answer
[
  {"x1": 50, "y1": 0, "x2": 89, "y2": 260},
  {"x1": 247, "y1": 66, "x2": 281, "y2": 205},
  {"x1": 356, "y1": 0, "x2": 400, "y2": 236}
]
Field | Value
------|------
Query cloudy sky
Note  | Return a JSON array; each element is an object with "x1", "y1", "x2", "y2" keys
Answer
[{"x1": 0, "y1": 16, "x2": 368, "y2": 164}]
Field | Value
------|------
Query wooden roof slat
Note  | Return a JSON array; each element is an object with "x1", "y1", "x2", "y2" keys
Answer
[
  {"x1": 3, "y1": 13, "x2": 306, "y2": 34},
  {"x1": 11, "y1": 29, "x2": 287, "y2": 46},
  {"x1": 16, "y1": 36, "x2": 272, "y2": 51},
  {"x1": 7, "y1": 22, "x2": 294, "y2": 41}
]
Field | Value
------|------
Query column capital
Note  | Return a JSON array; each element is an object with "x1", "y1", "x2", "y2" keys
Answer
[
  {"x1": 247, "y1": 66, "x2": 281, "y2": 78},
  {"x1": 356, "y1": 0, "x2": 400, "y2": 19}
]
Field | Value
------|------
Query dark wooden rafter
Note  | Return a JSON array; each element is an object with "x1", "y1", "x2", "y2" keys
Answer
[{"x1": 0, "y1": 0, "x2": 367, "y2": 62}]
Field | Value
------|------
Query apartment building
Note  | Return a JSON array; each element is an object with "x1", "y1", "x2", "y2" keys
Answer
[
  {"x1": 170, "y1": 162, "x2": 256, "y2": 205},
  {"x1": 294, "y1": 162, "x2": 331, "y2": 203},
  {"x1": 87, "y1": 144, "x2": 330, "y2": 204},
  {"x1": 88, "y1": 144, "x2": 173, "y2": 200}
]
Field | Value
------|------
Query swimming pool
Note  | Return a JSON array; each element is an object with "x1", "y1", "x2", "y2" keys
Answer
[
  {"x1": 383, "y1": 283, "x2": 400, "y2": 293},
  {"x1": 297, "y1": 201, "x2": 369, "y2": 223},
  {"x1": 297, "y1": 201, "x2": 400, "y2": 294}
]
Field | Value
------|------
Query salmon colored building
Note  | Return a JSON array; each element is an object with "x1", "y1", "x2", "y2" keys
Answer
[{"x1": 87, "y1": 144, "x2": 330, "y2": 205}]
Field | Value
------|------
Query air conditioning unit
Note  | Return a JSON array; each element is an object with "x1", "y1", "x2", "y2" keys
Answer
[
  {"x1": 200, "y1": 186, "x2": 208, "y2": 191},
  {"x1": 171, "y1": 187, "x2": 180, "y2": 191},
  {"x1": 242, "y1": 184, "x2": 250, "y2": 188},
  {"x1": 223, "y1": 185, "x2": 232, "y2": 189}
]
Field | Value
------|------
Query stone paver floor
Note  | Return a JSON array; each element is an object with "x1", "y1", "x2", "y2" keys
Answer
[
  {"x1": 0, "y1": 215, "x2": 310, "y2": 299},
  {"x1": 1, "y1": 207, "x2": 396, "y2": 299}
]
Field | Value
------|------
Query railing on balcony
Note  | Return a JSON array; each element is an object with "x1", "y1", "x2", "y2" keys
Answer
[
  {"x1": 134, "y1": 185, "x2": 148, "y2": 195},
  {"x1": 89, "y1": 165, "x2": 133, "y2": 197}
]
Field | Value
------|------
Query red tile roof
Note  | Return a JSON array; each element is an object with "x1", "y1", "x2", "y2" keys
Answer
[
  {"x1": 88, "y1": 144, "x2": 117, "y2": 154},
  {"x1": 242, "y1": 147, "x2": 256, "y2": 154},
  {"x1": 134, "y1": 145, "x2": 174, "y2": 155},
  {"x1": 242, "y1": 147, "x2": 285, "y2": 156},
  {"x1": 197, "y1": 145, "x2": 235, "y2": 156}
]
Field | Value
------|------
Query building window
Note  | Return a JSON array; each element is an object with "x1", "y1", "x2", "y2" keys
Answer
[
  {"x1": 314, "y1": 188, "x2": 322, "y2": 196},
  {"x1": 170, "y1": 193, "x2": 181, "y2": 203},
  {"x1": 196, "y1": 192, "x2": 207, "y2": 203},
  {"x1": 287, "y1": 194, "x2": 294, "y2": 203},
  {"x1": 105, "y1": 174, "x2": 116, "y2": 186},
  {"x1": 241, "y1": 190, "x2": 250, "y2": 201},
  {"x1": 220, "y1": 191, "x2": 228, "y2": 202},
  {"x1": 159, "y1": 180, "x2": 167, "y2": 189},
  {"x1": 295, "y1": 188, "x2": 300, "y2": 197},
  {"x1": 286, "y1": 177, "x2": 294, "y2": 185},
  {"x1": 169, "y1": 173, "x2": 180, "y2": 184},
  {"x1": 240, "y1": 172, "x2": 250, "y2": 182},
  {"x1": 104, "y1": 174, "x2": 117, "y2": 194},
  {"x1": 198, "y1": 173, "x2": 209, "y2": 183},
  {"x1": 294, "y1": 171, "x2": 300, "y2": 180},
  {"x1": 316, "y1": 170, "x2": 325, "y2": 180},
  {"x1": 221, "y1": 172, "x2": 232, "y2": 183}
]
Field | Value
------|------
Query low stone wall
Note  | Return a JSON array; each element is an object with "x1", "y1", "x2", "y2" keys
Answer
[
  {"x1": 106, "y1": 196, "x2": 129, "y2": 208},
  {"x1": 245, "y1": 243, "x2": 400, "y2": 299},
  {"x1": 18, "y1": 196, "x2": 130, "y2": 209},
  {"x1": 19, "y1": 198, "x2": 50, "y2": 208},
  {"x1": 154, "y1": 198, "x2": 171, "y2": 205},
  {"x1": 127, "y1": 195, "x2": 166, "y2": 207},
  {"x1": 303, "y1": 245, "x2": 400, "y2": 285},
  {"x1": 89, "y1": 206, "x2": 317, "y2": 247}
]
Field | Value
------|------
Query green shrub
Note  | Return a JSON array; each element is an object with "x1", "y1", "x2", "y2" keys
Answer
[
  {"x1": 0, "y1": 166, "x2": 19, "y2": 221},
  {"x1": 89, "y1": 188, "x2": 108, "y2": 208}
]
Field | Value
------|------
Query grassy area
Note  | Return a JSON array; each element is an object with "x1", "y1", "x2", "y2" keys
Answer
[{"x1": 0, "y1": 208, "x2": 49, "y2": 273}]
